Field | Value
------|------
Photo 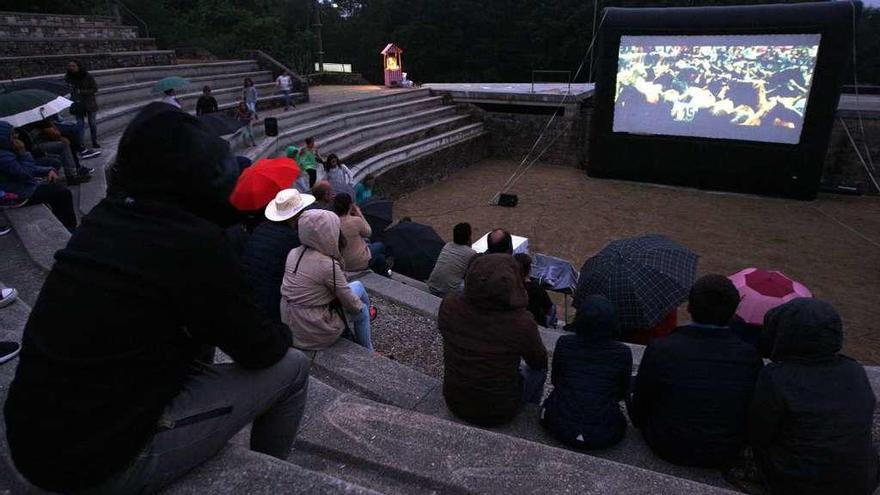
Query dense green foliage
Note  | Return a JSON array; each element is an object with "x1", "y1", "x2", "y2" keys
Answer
[{"x1": 2, "y1": 0, "x2": 878, "y2": 84}]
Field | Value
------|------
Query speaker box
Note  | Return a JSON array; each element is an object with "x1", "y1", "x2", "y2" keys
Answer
[
  {"x1": 264, "y1": 117, "x2": 279, "y2": 137},
  {"x1": 498, "y1": 193, "x2": 518, "y2": 207}
]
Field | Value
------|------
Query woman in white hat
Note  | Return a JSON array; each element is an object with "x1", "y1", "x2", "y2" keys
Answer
[
  {"x1": 280, "y1": 208, "x2": 375, "y2": 351},
  {"x1": 241, "y1": 189, "x2": 315, "y2": 323}
]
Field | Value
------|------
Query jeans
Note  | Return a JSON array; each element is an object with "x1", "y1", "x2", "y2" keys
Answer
[
  {"x1": 29, "y1": 183, "x2": 77, "y2": 232},
  {"x1": 368, "y1": 241, "x2": 387, "y2": 275},
  {"x1": 281, "y1": 89, "x2": 292, "y2": 109},
  {"x1": 346, "y1": 281, "x2": 374, "y2": 351},
  {"x1": 34, "y1": 140, "x2": 78, "y2": 179},
  {"x1": 56, "y1": 121, "x2": 85, "y2": 152},
  {"x1": 242, "y1": 123, "x2": 255, "y2": 146},
  {"x1": 79, "y1": 349, "x2": 310, "y2": 494},
  {"x1": 520, "y1": 361, "x2": 547, "y2": 404},
  {"x1": 76, "y1": 111, "x2": 99, "y2": 147}
]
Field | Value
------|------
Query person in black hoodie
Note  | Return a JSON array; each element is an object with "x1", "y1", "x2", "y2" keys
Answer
[
  {"x1": 751, "y1": 298, "x2": 879, "y2": 495},
  {"x1": 629, "y1": 274, "x2": 763, "y2": 468},
  {"x1": 4, "y1": 103, "x2": 310, "y2": 494},
  {"x1": 540, "y1": 295, "x2": 632, "y2": 450}
]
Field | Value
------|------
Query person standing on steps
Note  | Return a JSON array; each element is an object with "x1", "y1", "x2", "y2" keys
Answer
[
  {"x1": 4, "y1": 103, "x2": 310, "y2": 494},
  {"x1": 196, "y1": 86, "x2": 219, "y2": 115},
  {"x1": 287, "y1": 136, "x2": 322, "y2": 188},
  {"x1": 276, "y1": 70, "x2": 295, "y2": 111},
  {"x1": 243, "y1": 77, "x2": 259, "y2": 119},
  {"x1": 65, "y1": 60, "x2": 100, "y2": 150}
]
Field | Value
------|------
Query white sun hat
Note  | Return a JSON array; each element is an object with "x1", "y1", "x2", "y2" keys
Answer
[{"x1": 265, "y1": 189, "x2": 316, "y2": 222}]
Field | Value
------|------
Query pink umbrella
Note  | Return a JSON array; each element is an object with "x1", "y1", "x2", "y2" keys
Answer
[{"x1": 728, "y1": 268, "x2": 812, "y2": 325}]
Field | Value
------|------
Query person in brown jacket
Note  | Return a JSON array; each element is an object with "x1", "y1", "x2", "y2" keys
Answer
[
  {"x1": 281, "y1": 209, "x2": 374, "y2": 351},
  {"x1": 439, "y1": 253, "x2": 549, "y2": 426}
]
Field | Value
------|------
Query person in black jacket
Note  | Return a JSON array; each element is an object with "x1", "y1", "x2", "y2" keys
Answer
[
  {"x1": 241, "y1": 188, "x2": 315, "y2": 322},
  {"x1": 4, "y1": 103, "x2": 310, "y2": 494},
  {"x1": 196, "y1": 85, "x2": 219, "y2": 116},
  {"x1": 751, "y1": 298, "x2": 879, "y2": 495},
  {"x1": 629, "y1": 274, "x2": 763, "y2": 468},
  {"x1": 540, "y1": 294, "x2": 632, "y2": 450}
]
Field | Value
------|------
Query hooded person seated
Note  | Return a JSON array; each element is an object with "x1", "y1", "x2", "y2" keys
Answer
[
  {"x1": 540, "y1": 295, "x2": 632, "y2": 450},
  {"x1": 629, "y1": 274, "x2": 763, "y2": 468},
  {"x1": 750, "y1": 299, "x2": 880, "y2": 495},
  {"x1": 4, "y1": 103, "x2": 310, "y2": 494},
  {"x1": 439, "y1": 254, "x2": 548, "y2": 427}
]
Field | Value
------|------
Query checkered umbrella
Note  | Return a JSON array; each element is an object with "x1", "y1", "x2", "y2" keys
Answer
[{"x1": 575, "y1": 234, "x2": 699, "y2": 329}]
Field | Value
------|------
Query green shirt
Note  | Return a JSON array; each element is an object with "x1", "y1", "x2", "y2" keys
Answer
[
  {"x1": 286, "y1": 145, "x2": 317, "y2": 171},
  {"x1": 355, "y1": 182, "x2": 373, "y2": 204}
]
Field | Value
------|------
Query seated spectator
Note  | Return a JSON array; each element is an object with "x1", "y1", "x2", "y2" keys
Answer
[
  {"x1": 30, "y1": 118, "x2": 93, "y2": 185},
  {"x1": 0, "y1": 122, "x2": 77, "y2": 231},
  {"x1": 311, "y1": 180, "x2": 334, "y2": 209},
  {"x1": 281, "y1": 209, "x2": 375, "y2": 351},
  {"x1": 751, "y1": 298, "x2": 879, "y2": 495},
  {"x1": 4, "y1": 103, "x2": 308, "y2": 494},
  {"x1": 196, "y1": 85, "x2": 219, "y2": 115},
  {"x1": 323, "y1": 153, "x2": 355, "y2": 198},
  {"x1": 427, "y1": 222, "x2": 476, "y2": 297},
  {"x1": 515, "y1": 253, "x2": 555, "y2": 327},
  {"x1": 439, "y1": 254, "x2": 548, "y2": 426},
  {"x1": 541, "y1": 295, "x2": 632, "y2": 450},
  {"x1": 241, "y1": 189, "x2": 315, "y2": 322},
  {"x1": 629, "y1": 274, "x2": 763, "y2": 468},
  {"x1": 486, "y1": 228, "x2": 513, "y2": 254},
  {"x1": 334, "y1": 193, "x2": 387, "y2": 274},
  {"x1": 355, "y1": 173, "x2": 376, "y2": 204}
]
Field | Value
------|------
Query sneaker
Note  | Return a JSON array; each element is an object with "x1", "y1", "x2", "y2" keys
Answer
[
  {"x1": 0, "y1": 224, "x2": 10, "y2": 237},
  {"x1": 0, "y1": 341, "x2": 21, "y2": 365},
  {"x1": 78, "y1": 166, "x2": 95, "y2": 177},
  {"x1": 0, "y1": 287, "x2": 17, "y2": 308},
  {"x1": 80, "y1": 149, "x2": 101, "y2": 160},
  {"x1": 0, "y1": 192, "x2": 26, "y2": 209},
  {"x1": 369, "y1": 306, "x2": 378, "y2": 322}
]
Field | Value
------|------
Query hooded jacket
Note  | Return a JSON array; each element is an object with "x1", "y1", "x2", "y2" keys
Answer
[
  {"x1": 541, "y1": 295, "x2": 632, "y2": 450},
  {"x1": 241, "y1": 221, "x2": 301, "y2": 322},
  {"x1": 0, "y1": 121, "x2": 53, "y2": 198},
  {"x1": 439, "y1": 254, "x2": 548, "y2": 426},
  {"x1": 751, "y1": 298, "x2": 879, "y2": 495},
  {"x1": 65, "y1": 61, "x2": 99, "y2": 113},
  {"x1": 629, "y1": 320, "x2": 763, "y2": 468},
  {"x1": 281, "y1": 209, "x2": 364, "y2": 350},
  {"x1": 4, "y1": 105, "x2": 293, "y2": 492}
]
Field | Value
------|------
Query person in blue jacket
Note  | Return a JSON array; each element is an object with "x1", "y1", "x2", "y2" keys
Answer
[
  {"x1": 540, "y1": 295, "x2": 632, "y2": 450},
  {"x1": 0, "y1": 122, "x2": 77, "y2": 231}
]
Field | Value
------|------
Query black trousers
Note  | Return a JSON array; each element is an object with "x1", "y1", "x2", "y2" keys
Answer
[
  {"x1": 307, "y1": 169, "x2": 317, "y2": 188},
  {"x1": 29, "y1": 183, "x2": 77, "y2": 231}
]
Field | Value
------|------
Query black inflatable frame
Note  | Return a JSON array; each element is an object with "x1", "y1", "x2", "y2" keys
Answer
[{"x1": 588, "y1": 1, "x2": 858, "y2": 200}]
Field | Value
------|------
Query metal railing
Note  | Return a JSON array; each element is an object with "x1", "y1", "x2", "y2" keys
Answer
[{"x1": 531, "y1": 70, "x2": 573, "y2": 94}]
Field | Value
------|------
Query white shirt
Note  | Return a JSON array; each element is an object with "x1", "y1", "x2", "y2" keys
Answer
[
  {"x1": 276, "y1": 75, "x2": 292, "y2": 91},
  {"x1": 162, "y1": 95, "x2": 181, "y2": 109}
]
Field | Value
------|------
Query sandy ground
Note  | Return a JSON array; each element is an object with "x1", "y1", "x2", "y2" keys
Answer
[{"x1": 393, "y1": 159, "x2": 880, "y2": 364}]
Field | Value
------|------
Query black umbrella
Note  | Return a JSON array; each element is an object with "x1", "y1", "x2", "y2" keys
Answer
[
  {"x1": 360, "y1": 198, "x2": 393, "y2": 242},
  {"x1": 379, "y1": 220, "x2": 445, "y2": 281},
  {"x1": 0, "y1": 79, "x2": 70, "y2": 97},
  {"x1": 575, "y1": 234, "x2": 698, "y2": 329},
  {"x1": 198, "y1": 113, "x2": 245, "y2": 136}
]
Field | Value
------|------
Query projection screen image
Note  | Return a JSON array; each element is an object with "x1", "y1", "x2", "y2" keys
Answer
[{"x1": 613, "y1": 34, "x2": 821, "y2": 144}]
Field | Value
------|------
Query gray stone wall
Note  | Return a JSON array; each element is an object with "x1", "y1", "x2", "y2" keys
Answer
[
  {"x1": 374, "y1": 134, "x2": 491, "y2": 199},
  {"x1": 0, "y1": 12, "x2": 118, "y2": 28},
  {"x1": 0, "y1": 25, "x2": 137, "y2": 39},
  {"x1": 0, "y1": 51, "x2": 176, "y2": 79},
  {"x1": 0, "y1": 37, "x2": 157, "y2": 56},
  {"x1": 821, "y1": 115, "x2": 880, "y2": 194}
]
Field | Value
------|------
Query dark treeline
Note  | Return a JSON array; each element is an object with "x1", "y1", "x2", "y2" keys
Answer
[{"x1": 3, "y1": 0, "x2": 878, "y2": 84}]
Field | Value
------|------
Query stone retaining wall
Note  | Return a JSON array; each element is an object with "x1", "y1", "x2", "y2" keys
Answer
[
  {"x1": 374, "y1": 133, "x2": 490, "y2": 199},
  {"x1": 0, "y1": 12, "x2": 118, "y2": 28},
  {"x1": 0, "y1": 50, "x2": 175, "y2": 79},
  {"x1": 0, "y1": 24, "x2": 137, "y2": 39},
  {"x1": 0, "y1": 37, "x2": 156, "y2": 56}
]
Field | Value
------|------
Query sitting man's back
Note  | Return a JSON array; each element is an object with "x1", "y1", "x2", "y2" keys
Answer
[
  {"x1": 629, "y1": 274, "x2": 763, "y2": 468},
  {"x1": 439, "y1": 253, "x2": 548, "y2": 426},
  {"x1": 428, "y1": 222, "x2": 476, "y2": 297},
  {"x1": 4, "y1": 104, "x2": 309, "y2": 493}
]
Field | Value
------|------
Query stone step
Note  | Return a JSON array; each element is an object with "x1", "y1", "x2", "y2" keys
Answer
[
  {"x1": 234, "y1": 94, "x2": 444, "y2": 159},
  {"x1": 0, "y1": 11, "x2": 120, "y2": 28},
  {"x1": 351, "y1": 123, "x2": 486, "y2": 182},
  {"x1": 0, "y1": 226, "x2": 49, "y2": 306},
  {"x1": 0, "y1": 50, "x2": 176, "y2": 79},
  {"x1": 0, "y1": 23, "x2": 138, "y2": 39},
  {"x1": 97, "y1": 69, "x2": 273, "y2": 108},
  {"x1": 289, "y1": 379, "x2": 735, "y2": 495},
  {"x1": 0, "y1": 37, "x2": 158, "y2": 57},
  {"x1": 3, "y1": 205, "x2": 70, "y2": 272}
]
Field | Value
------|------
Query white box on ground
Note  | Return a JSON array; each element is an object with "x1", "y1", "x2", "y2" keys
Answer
[{"x1": 472, "y1": 232, "x2": 529, "y2": 255}]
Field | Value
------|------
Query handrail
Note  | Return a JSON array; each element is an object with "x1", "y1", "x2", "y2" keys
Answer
[
  {"x1": 107, "y1": 0, "x2": 150, "y2": 38},
  {"x1": 241, "y1": 49, "x2": 310, "y2": 101}
]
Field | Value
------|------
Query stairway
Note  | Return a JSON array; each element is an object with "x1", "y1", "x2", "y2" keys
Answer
[{"x1": 0, "y1": 11, "x2": 174, "y2": 79}]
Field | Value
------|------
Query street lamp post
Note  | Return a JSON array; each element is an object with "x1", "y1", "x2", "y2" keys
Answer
[{"x1": 315, "y1": 1, "x2": 324, "y2": 73}]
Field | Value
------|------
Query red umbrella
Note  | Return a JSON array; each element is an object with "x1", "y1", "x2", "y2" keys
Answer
[{"x1": 229, "y1": 157, "x2": 300, "y2": 211}]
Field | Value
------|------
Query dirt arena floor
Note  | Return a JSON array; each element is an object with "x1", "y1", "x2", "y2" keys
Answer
[{"x1": 393, "y1": 159, "x2": 880, "y2": 364}]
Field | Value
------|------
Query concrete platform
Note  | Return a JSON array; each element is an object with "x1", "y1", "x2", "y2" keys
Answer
[{"x1": 426, "y1": 82, "x2": 594, "y2": 105}]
